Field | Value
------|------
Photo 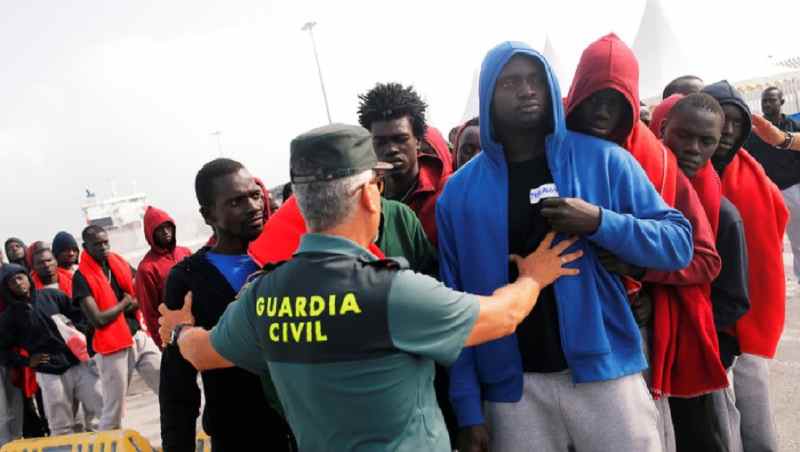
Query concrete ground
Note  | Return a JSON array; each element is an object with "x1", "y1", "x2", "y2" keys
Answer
[{"x1": 768, "y1": 244, "x2": 800, "y2": 451}]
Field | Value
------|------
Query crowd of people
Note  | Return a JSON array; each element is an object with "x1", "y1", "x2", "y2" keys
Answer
[{"x1": 2, "y1": 33, "x2": 800, "y2": 452}]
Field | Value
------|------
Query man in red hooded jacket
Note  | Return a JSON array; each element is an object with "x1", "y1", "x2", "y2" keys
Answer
[
  {"x1": 357, "y1": 83, "x2": 452, "y2": 246},
  {"x1": 659, "y1": 93, "x2": 751, "y2": 452},
  {"x1": 135, "y1": 206, "x2": 191, "y2": 348},
  {"x1": 564, "y1": 33, "x2": 726, "y2": 452}
]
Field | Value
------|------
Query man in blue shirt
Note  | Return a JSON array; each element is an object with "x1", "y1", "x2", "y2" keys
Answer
[{"x1": 158, "y1": 158, "x2": 293, "y2": 451}]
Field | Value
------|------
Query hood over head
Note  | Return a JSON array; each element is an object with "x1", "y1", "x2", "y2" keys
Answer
[
  {"x1": 143, "y1": 206, "x2": 176, "y2": 250},
  {"x1": 565, "y1": 33, "x2": 639, "y2": 145},
  {"x1": 52, "y1": 231, "x2": 79, "y2": 257},
  {"x1": 478, "y1": 41, "x2": 565, "y2": 165},
  {"x1": 25, "y1": 241, "x2": 48, "y2": 270},
  {"x1": 4, "y1": 237, "x2": 26, "y2": 257},
  {"x1": 0, "y1": 263, "x2": 30, "y2": 303},
  {"x1": 650, "y1": 94, "x2": 685, "y2": 139},
  {"x1": 702, "y1": 80, "x2": 752, "y2": 155},
  {"x1": 423, "y1": 127, "x2": 454, "y2": 175}
]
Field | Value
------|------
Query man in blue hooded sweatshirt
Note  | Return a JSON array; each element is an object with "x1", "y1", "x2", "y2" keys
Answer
[{"x1": 437, "y1": 42, "x2": 694, "y2": 452}]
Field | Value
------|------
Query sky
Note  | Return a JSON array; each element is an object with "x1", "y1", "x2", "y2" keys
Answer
[{"x1": 2, "y1": 0, "x2": 799, "y2": 246}]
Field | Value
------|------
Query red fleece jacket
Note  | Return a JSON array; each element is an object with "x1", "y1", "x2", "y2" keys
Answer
[
  {"x1": 403, "y1": 127, "x2": 452, "y2": 247},
  {"x1": 565, "y1": 33, "x2": 726, "y2": 397},
  {"x1": 650, "y1": 94, "x2": 723, "y2": 244},
  {"x1": 135, "y1": 206, "x2": 191, "y2": 347},
  {"x1": 248, "y1": 196, "x2": 385, "y2": 266},
  {"x1": 723, "y1": 150, "x2": 788, "y2": 357},
  {"x1": 32, "y1": 268, "x2": 74, "y2": 298}
]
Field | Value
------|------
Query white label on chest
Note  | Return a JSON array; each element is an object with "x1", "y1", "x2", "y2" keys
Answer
[{"x1": 530, "y1": 183, "x2": 559, "y2": 205}]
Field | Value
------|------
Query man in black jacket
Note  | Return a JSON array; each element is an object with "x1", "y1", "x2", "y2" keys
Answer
[
  {"x1": 159, "y1": 158, "x2": 292, "y2": 451},
  {"x1": 0, "y1": 264, "x2": 102, "y2": 436}
]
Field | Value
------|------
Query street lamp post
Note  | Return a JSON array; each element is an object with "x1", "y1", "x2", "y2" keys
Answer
[
  {"x1": 302, "y1": 21, "x2": 332, "y2": 124},
  {"x1": 211, "y1": 131, "x2": 222, "y2": 157}
]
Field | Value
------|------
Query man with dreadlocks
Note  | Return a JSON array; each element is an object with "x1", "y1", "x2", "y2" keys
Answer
[{"x1": 357, "y1": 82, "x2": 452, "y2": 246}]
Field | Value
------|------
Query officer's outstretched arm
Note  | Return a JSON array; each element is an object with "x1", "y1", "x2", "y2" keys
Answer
[
  {"x1": 465, "y1": 233, "x2": 582, "y2": 347},
  {"x1": 177, "y1": 327, "x2": 234, "y2": 371}
]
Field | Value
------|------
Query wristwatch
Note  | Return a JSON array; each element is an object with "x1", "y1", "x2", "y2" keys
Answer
[
  {"x1": 778, "y1": 131, "x2": 793, "y2": 150},
  {"x1": 170, "y1": 323, "x2": 193, "y2": 346}
]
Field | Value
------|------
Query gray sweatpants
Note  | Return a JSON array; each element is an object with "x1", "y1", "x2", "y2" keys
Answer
[
  {"x1": 35, "y1": 361, "x2": 103, "y2": 435},
  {"x1": 710, "y1": 366, "x2": 743, "y2": 452},
  {"x1": 97, "y1": 330, "x2": 161, "y2": 430},
  {"x1": 485, "y1": 371, "x2": 662, "y2": 452},
  {"x1": 640, "y1": 327, "x2": 676, "y2": 452},
  {"x1": 0, "y1": 366, "x2": 23, "y2": 447},
  {"x1": 733, "y1": 353, "x2": 778, "y2": 452},
  {"x1": 782, "y1": 184, "x2": 800, "y2": 282}
]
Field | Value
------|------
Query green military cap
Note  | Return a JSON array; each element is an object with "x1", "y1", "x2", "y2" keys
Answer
[{"x1": 290, "y1": 123, "x2": 393, "y2": 184}]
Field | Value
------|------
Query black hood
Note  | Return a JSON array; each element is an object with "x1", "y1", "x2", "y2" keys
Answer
[
  {"x1": 0, "y1": 263, "x2": 30, "y2": 303},
  {"x1": 702, "y1": 80, "x2": 752, "y2": 170}
]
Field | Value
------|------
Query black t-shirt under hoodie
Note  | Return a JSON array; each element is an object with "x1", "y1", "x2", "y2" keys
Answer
[{"x1": 507, "y1": 153, "x2": 568, "y2": 373}]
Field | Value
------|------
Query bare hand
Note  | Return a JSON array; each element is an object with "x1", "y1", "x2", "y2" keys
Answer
[
  {"x1": 511, "y1": 232, "x2": 582, "y2": 288},
  {"x1": 457, "y1": 425, "x2": 490, "y2": 452},
  {"x1": 29, "y1": 353, "x2": 50, "y2": 368},
  {"x1": 158, "y1": 292, "x2": 195, "y2": 345},
  {"x1": 751, "y1": 114, "x2": 784, "y2": 146},
  {"x1": 123, "y1": 295, "x2": 139, "y2": 314},
  {"x1": 596, "y1": 249, "x2": 645, "y2": 278},
  {"x1": 540, "y1": 197, "x2": 601, "y2": 235}
]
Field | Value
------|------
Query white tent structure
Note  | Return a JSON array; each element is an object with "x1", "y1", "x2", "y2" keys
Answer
[
  {"x1": 543, "y1": 34, "x2": 570, "y2": 95},
  {"x1": 460, "y1": 68, "x2": 480, "y2": 123},
  {"x1": 458, "y1": 0, "x2": 800, "y2": 125},
  {"x1": 632, "y1": 0, "x2": 688, "y2": 100},
  {"x1": 632, "y1": 0, "x2": 800, "y2": 112}
]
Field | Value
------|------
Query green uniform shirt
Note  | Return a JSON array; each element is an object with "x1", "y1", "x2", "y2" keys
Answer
[
  {"x1": 210, "y1": 233, "x2": 479, "y2": 451},
  {"x1": 378, "y1": 198, "x2": 437, "y2": 276}
]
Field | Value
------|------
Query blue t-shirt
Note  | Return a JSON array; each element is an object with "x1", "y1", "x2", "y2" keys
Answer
[{"x1": 206, "y1": 252, "x2": 259, "y2": 292}]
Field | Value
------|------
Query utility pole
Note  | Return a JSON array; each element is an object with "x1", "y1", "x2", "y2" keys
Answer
[
  {"x1": 210, "y1": 131, "x2": 222, "y2": 157},
  {"x1": 302, "y1": 21, "x2": 332, "y2": 124}
]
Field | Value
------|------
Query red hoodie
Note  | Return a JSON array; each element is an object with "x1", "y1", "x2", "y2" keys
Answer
[
  {"x1": 723, "y1": 150, "x2": 788, "y2": 357},
  {"x1": 135, "y1": 206, "x2": 191, "y2": 347},
  {"x1": 248, "y1": 196, "x2": 385, "y2": 266},
  {"x1": 403, "y1": 127, "x2": 452, "y2": 247},
  {"x1": 565, "y1": 33, "x2": 727, "y2": 397},
  {"x1": 651, "y1": 94, "x2": 723, "y2": 235},
  {"x1": 650, "y1": 94, "x2": 684, "y2": 141}
]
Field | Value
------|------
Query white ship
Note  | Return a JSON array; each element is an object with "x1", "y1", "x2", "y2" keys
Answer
[{"x1": 81, "y1": 187, "x2": 148, "y2": 253}]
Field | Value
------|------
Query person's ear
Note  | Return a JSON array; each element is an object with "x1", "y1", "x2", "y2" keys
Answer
[
  {"x1": 360, "y1": 183, "x2": 381, "y2": 215},
  {"x1": 200, "y1": 206, "x2": 214, "y2": 226},
  {"x1": 781, "y1": 98, "x2": 785, "y2": 106}
]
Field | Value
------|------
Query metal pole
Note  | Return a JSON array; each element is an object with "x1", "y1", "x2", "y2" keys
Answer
[
  {"x1": 302, "y1": 22, "x2": 332, "y2": 124},
  {"x1": 211, "y1": 131, "x2": 222, "y2": 157}
]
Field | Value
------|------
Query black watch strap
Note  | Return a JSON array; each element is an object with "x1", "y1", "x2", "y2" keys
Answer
[
  {"x1": 778, "y1": 131, "x2": 793, "y2": 149},
  {"x1": 170, "y1": 323, "x2": 192, "y2": 346}
]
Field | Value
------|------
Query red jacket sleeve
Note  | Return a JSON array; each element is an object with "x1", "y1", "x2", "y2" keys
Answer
[
  {"x1": 134, "y1": 263, "x2": 163, "y2": 348},
  {"x1": 644, "y1": 172, "x2": 721, "y2": 285}
]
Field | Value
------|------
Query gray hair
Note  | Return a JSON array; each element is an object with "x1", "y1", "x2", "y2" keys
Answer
[{"x1": 293, "y1": 169, "x2": 373, "y2": 232}]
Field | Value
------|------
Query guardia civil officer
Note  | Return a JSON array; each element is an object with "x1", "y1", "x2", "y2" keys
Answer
[{"x1": 159, "y1": 123, "x2": 582, "y2": 451}]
